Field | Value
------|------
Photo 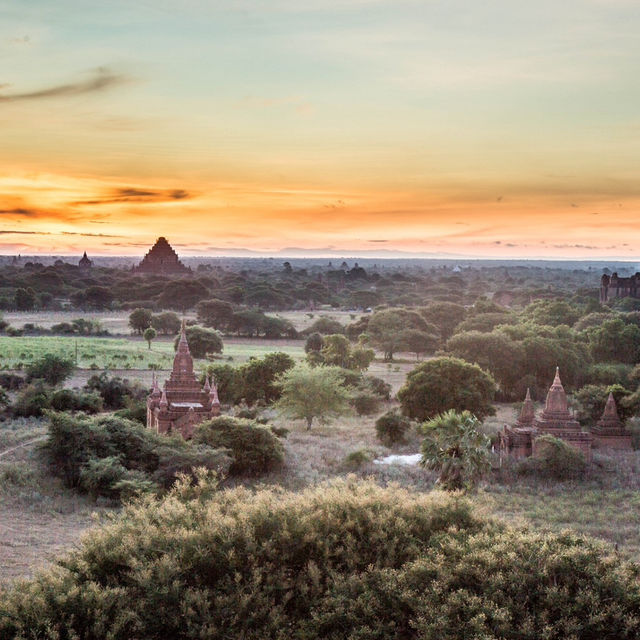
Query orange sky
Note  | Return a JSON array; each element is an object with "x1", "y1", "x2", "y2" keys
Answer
[{"x1": 2, "y1": 1, "x2": 640, "y2": 259}]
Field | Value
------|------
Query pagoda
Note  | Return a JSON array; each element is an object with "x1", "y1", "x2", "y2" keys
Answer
[
  {"x1": 501, "y1": 368, "x2": 593, "y2": 463},
  {"x1": 146, "y1": 323, "x2": 220, "y2": 438},
  {"x1": 78, "y1": 252, "x2": 93, "y2": 270},
  {"x1": 591, "y1": 393, "x2": 632, "y2": 449},
  {"x1": 135, "y1": 237, "x2": 190, "y2": 275}
]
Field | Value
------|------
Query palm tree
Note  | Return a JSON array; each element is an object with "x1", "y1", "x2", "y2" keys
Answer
[{"x1": 420, "y1": 410, "x2": 491, "y2": 491}]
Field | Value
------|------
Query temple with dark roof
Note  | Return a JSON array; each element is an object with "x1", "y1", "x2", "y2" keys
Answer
[
  {"x1": 135, "y1": 237, "x2": 191, "y2": 275},
  {"x1": 600, "y1": 272, "x2": 640, "y2": 303},
  {"x1": 147, "y1": 323, "x2": 220, "y2": 438}
]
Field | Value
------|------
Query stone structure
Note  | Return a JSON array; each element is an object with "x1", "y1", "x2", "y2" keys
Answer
[
  {"x1": 501, "y1": 368, "x2": 593, "y2": 463},
  {"x1": 600, "y1": 272, "x2": 640, "y2": 303},
  {"x1": 78, "y1": 252, "x2": 93, "y2": 270},
  {"x1": 135, "y1": 237, "x2": 191, "y2": 275},
  {"x1": 146, "y1": 324, "x2": 220, "y2": 438},
  {"x1": 591, "y1": 392, "x2": 632, "y2": 449}
]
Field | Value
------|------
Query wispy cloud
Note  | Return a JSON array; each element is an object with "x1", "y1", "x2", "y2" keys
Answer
[
  {"x1": 0, "y1": 67, "x2": 130, "y2": 103},
  {"x1": 0, "y1": 208, "x2": 39, "y2": 216},
  {"x1": 72, "y1": 187, "x2": 192, "y2": 206}
]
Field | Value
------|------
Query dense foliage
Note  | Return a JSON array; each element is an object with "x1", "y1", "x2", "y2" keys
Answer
[
  {"x1": 2, "y1": 479, "x2": 640, "y2": 639},
  {"x1": 398, "y1": 357, "x2": 497, "y2": 421},
  {"x1": 421, "y1": 410, "x2": 492, "y2": 491},
  {"x1": 194, "y1": 416, "x2": 285, "y2": 475},
  {"x1": 43, "y1": 412, "x2": 231, "y2": 498}
]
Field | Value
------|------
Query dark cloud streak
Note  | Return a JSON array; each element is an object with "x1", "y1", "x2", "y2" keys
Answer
[{"x1": 0, "y1": 67, "x2": 129, "y2": 103}]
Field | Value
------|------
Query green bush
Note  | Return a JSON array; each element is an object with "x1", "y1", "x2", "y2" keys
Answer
[
  {"x1": 519, "y1": 434, "x2": 587, "y2": 480},
  {"x1": 50, "y1": 388, "x2": 103, "y2": 413},
  {"x1": 2, "y1": 480, "x2": 640, "y2": 639},
  {"x1": 44, "y1": 412, "x2": 231, "y2": 496},
  {"x1": 343, "y1": 448, "x2": 373, "y2": 469},
  {"x1": 352, "y1": 391, "x2": 380, "y2": 415},
  {"x1": 194, "y1": 416, "x2": 285, "y2": 475},
  {"x1": 85, "y1": 373, "x2": 146, "y2": 409},
  {"x1": 375, "y1": 410, "x2": 412, "y2": 446},
  {"x1": 25, "y1": 353, "x2": 74, "y2": 385},
  {"x1": 11, "y1": 381, "x2": 51, "y2": 417}
]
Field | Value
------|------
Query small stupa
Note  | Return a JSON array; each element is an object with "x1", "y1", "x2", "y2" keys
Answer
[
  {"x1": 534, "y1": 368, "x2": 581, "y2": 432},
  {"x1": 591, "y1": 393, "x2": 632, "y2": 449},
  {"x1": 135, "y1": 237, "x2": 190, "y2": 274}
]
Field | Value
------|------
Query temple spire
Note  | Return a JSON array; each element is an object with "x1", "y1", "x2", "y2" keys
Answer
[
  {"x1": 160, "y1": 388, "x2": 168, "y2": 408},
  {"x1": 517, "y1": 388, "x2": 535, "y2": 425},
  {"x1": 603, "y1": 392, "x2": 619, "y2": 419}
]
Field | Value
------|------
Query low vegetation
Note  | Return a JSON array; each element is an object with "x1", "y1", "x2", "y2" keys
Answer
[{"x1": 2, "y1": 479, "x2": 640, "y2": 639}]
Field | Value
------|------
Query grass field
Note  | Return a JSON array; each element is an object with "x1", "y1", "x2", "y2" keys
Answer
[{"x1": 0, "y1": 336, "x2": 308, "y2": 372}]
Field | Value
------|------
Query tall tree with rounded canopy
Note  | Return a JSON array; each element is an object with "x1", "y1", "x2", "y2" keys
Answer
[
  {"x1": 275, "y1": 364, "x2": 351, "y2": 429},
  {"x1": 398, "y1": 356, "x2": 496, "y2": 421}
]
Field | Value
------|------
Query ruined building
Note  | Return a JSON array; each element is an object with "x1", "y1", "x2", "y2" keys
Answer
[
  {"x1": 600, "y1": 272, "x2": 640, "y2": 303},
  {"x1": 147, "y1": 324, "x2": 220, "y2": 438},
  {"x1": 501, "y1": 368, "x2": 595, "y2": 462},
  {"x1": 135, "y1": 237, "x2": 191, "y2": 275}
]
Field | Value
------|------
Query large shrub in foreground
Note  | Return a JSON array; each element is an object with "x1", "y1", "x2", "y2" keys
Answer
[
  {"x1": 25, "y1": 353, "x2": 74, "y2": 385},
  {"x1": 2, "y1": 479, "x2": 640, "y2": 639},
  {"x1": 194, "y1": 416, "x2": 284, "y2": 475}
]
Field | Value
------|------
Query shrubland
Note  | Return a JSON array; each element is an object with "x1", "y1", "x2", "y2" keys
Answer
[{"x1": 2, "y1": 478, "x2": 640, "y2": 639}]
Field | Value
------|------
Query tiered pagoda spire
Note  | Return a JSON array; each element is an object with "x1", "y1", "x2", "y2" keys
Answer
[{"x1": 134, "y1": 237, "x2": 190, "y2": 274}]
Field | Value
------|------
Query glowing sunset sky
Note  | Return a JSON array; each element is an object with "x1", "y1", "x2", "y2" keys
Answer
[{"x1": 1, "y1": 0, "x2": 640, "y2": 258}]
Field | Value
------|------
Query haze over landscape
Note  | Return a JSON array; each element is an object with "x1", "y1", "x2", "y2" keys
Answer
[{"x1": 2, "y1": 0, "x2": 640, "y2": 258}]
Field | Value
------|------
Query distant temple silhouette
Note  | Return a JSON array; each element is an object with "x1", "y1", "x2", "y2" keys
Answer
[
  {"x1": 600, "y1": 272, "x2": 640, "y2": 303},
  {"x1": 135, "y1": 237, "x2": 190, "y2": 274},
  {"x1": 78, "y1": 252, "x2": 92, "y2": 270}
]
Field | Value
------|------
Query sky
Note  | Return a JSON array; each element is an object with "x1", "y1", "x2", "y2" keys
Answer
[{"x1": 1, "y1": 0, "x2": 640, "y2": 259}]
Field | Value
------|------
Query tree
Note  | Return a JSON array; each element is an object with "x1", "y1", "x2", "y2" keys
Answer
[
  {"x1": 522, "y1": 299, "x2": 582, "y2": 327},
  {"x1": 304, "y1": 332, "x2": 324, "y2": 353},
  {"x1": 275, "y1": 364, "x2": 351, "y2": 429},
  {"x1": 14, "y1": 287, "x2": 36, "y2": 311},
  {"x1": 420, "y1": 410, "x2": 492, "y2": 491},
  {"x1": 159, "y1": 279, "x2": 209, "y2": 311},
  {"x1": 367, "y1": 308, "x2": 430, "y2": 360},
  {"x1": 446, "y1": 330, "x2": 526, "y2": 400},
  {"x1": 241, "y1": 352, "x2": 295, "y2": 405},
  {"x1": 303, "y1": 316, "x2": 346, "y2": 336},
  {"x1": 419, "y1": 302, "x2": 466, "y2": 341},
  {"x1": 398, "y1": 356, "x2": 496, "y2": 421},
  {"x1": 174, "y1": 326, "x2": 223, "y2": 358},
  {"x1": 26, "y1": 354, "x2": 75, "y2": 386},
  {"x1": 320, "y1": 334, "x2": 351, "y2": 368},
  {"x1": 143, "y1": 327, "x2": 157, "y2": 350},
  {"x1": 400, "y1": 329, "x2": 438, "y2": 361},
  {"x1": 588, "y1": 318, "x2": 640, "y2": 364},
  {"x1": 129, "y1": 308, "x2": 153, "y2": 335},
  {"x1": 196, "y1": 298, "x2": 235, "y2": 330},
  {"x1": 151, "y1": 311, "x2": 181, "y2": 335}
]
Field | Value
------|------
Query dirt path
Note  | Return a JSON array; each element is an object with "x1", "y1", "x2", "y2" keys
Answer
[{"x1": 0, "y1": 436, "x2": 47, "y2": 460}]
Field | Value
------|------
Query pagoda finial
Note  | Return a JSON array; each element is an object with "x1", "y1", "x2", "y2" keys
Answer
[
  {"x1": 603, "y1": 392, "x2": 619, "y2": 419},
  {"x1": 210, "y1": 377, "x2": 220, "y2": 406},
  {"x1": 203, "y1": 375, "x2": 211, "y2": 393},
  {"x1": 159, "y1": 388, "x2": 168, "y2": 408},
  {"x1": 552, "y1": 366, "x2": 562, "y2": 388},
  {"x1": 177, "y1": 320, "x2": 189, "y2": 353}
]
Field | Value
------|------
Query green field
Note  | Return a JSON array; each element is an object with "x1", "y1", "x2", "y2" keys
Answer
[{"x1": 0, "y1": 336, "x2": 307, "y2": 371}]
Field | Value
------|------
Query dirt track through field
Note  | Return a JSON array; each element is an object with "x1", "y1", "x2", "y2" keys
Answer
[{"x1": 0, "y1": 436, "x2": 47, "y2": 460}]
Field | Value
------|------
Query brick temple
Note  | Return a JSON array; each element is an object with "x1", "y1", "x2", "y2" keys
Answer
[
  {"x1": 591, "y1": 392, "x2": 633, "y2": 449},
  {"x1": 147, "y1": 323, "x2": 220, "y2": 438},
  {"x1": 600, "y1": 272, "x2": 640, "y2": 303},
  {"x1": 501, "y1": 368, "x2": 594, "y2": 462},
  {"x1": 135, "y1": 237, "x2": 191, "y2": 275}
]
